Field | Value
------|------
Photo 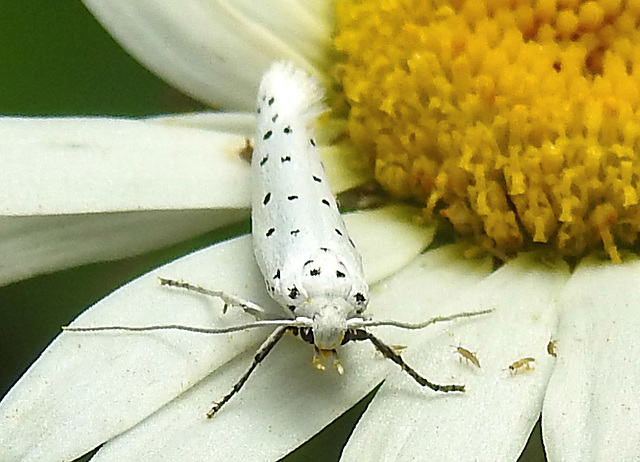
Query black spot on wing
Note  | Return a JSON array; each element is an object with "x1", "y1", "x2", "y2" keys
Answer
[
  {"x1": 268, "y1": 97, "x2": 275, "y2": 106},
  {"x1": 290, "y1": 229, "x2": 300, "y2": 236},
  {"x1": 266, "y1": 227, "x2": 275, "y2": 237},
  {"x1": 321, "y1": 199, "x2": 331, "y2": 207},
  {"x1": 260, "y1": 155, "x2": 269, "y2": 166},
  {"x1": 271, "y1": 114, "x2": 278, "y2": 122},
  {"x1": 288, "y1": 195, "x2": 298, "y2": 201},
  {"x1": 310, "y1": 138, "x2": 316, "y2": 146},
  {"x1": 273, "y1": 269, "x2": 281, "y2": 280},
  {"x1": 263, "y1": 130, "x2": 273, "y2": 140},
  {"x1": 355, "y1": 293, "x2": 366, "y2": 303},
  {"x1": 336, "y1": 270, "x2": 346, "y2": 278},
  {"x1": 281, "y1": 156, "x2": 291, "y2": 163},
  {"x1": 313, "y1": 175, "x2": 322, "y2": 183},
  {"x1": 310, "y1": 268, "x2": 321, "y2": 276},
  {"x1": 288, "y1": 286, "x2": 299, "y2": 299},
  {"x1": 284, "y1": 126, "x2": 292, "y2": 134},
  {"x1": 263, "y1": 193, "x2": 271, "y2": 205},
  {"x1": 335, "y1": 228, "x2": 343, "y2": 236}
]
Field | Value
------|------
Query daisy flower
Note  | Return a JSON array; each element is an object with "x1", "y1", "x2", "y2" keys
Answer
[{"x1": 2, "y1": 1, "x2": 640, "y2": 461}]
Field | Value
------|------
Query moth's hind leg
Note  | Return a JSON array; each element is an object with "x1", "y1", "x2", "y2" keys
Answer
[{"x1": 158, "y1": 277, "x2": 267, "y2": 319}]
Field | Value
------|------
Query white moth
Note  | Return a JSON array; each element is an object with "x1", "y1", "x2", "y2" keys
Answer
[
  {"x1": 251, "y1": 63, "x2": 369, "y2": 367},
  {"x1": 64, "y1": 62, "x2": 492, "y2": 417}
]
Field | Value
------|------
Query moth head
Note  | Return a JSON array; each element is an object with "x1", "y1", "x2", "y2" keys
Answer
[{"x1": 310, "y1": 298, "x2": 351, "y2": 351}]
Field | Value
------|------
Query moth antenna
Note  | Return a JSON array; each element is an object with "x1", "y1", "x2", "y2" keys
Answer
[
  {"x1": 62, "y1": 319, "x2": 298, "y2": 335},
  {"x1": 359, "y1": 308, "x2": 494, "y2": 329}
]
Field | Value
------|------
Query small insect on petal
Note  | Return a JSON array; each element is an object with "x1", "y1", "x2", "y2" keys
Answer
[
  {"x1": 547, "y1": 339, "x2": 557, "y2": 357},
  {"x1": 508, "y1": 357, "x2": 536, "y2": 374},
  {"x1": 453, "y1": 345, "x2": 481, "y2": 368},
  {"x1": 238, "y1": 138, "x2": 253, "y2": 163}
]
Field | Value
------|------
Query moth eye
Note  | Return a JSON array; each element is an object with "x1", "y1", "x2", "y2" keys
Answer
[{"x1": 299, "y1": 328, "x2": 314, "y2": 344}]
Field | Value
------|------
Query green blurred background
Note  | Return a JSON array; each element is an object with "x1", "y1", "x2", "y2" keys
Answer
[{"x1": 0, "y1": 2, "x2": 544, "y2": 461}]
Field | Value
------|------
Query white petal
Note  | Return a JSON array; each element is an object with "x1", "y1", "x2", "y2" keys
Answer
[
  {"x1": 342, "y1": 253, "x2": 570, "y2": 462},
  {"x1": 82, "y1": 0, "x2": 334, "y2": 110},
  {"x1": 0, "y1": 117, "x2": 250, "y2": 215},
  {"x1": 148, "y1": 112, "x2": 256, "y2": 137},
  {"x1": 542, "y1": 257, "x2": 640, "y2": 461},
  {"x1": 0, "y1": 116, "x2": 252, "y2": 284},
  {"x1": 0, "y1": 209, "x2": 246, "y2": 286},
  {"x1": 323, "y1": 144, "x2": 373, "y2": 195},
  {"x1": 345, "y1": 205, "x2": 435, "y2": 284},
  {"x1": 0, "y1": 206, "x2": 423, "y2": 462}
]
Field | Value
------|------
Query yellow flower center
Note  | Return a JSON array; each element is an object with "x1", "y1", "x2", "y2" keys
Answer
[{"x1": 333, "y1": 0, "x2": 640, "y2": 261}]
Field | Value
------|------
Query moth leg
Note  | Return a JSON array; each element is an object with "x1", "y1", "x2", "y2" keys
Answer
[
  {"x1": 158, "y1": 277, "x2": 267, "y2": 319},
  {"x1": 356, "y1": 329, "x2": 465, "y2": 393},
  {"x1": 207, "y1": 325, "x2": 291, "y2": 418}
]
